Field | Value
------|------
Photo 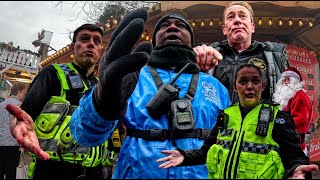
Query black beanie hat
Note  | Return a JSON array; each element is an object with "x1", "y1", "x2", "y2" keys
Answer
[{"x1": 152, "y1": 13, "x2": 194, "y2": 48}]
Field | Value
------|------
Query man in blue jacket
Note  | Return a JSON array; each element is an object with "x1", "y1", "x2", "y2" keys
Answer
[
  {"x1": 9, "y1": 8, "x2": 230, "y2": 178},
  {"x1": 69, "y1": 8, "x2": 230, "y2": 179}
]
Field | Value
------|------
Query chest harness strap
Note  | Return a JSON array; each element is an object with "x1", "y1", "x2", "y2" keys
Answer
[{"x1": 127, "y1": 66, "x2": 209, "y2": 141}]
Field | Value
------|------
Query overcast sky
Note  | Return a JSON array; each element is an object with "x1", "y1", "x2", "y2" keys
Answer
[{"x1": 0, "y1": 1, "x2": 87, "y2": 55}]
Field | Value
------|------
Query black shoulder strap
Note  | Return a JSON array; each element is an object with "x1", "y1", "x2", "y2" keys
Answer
[
  {"x1": 185, "y1": 73, "x2": 199, "y2": 101},
  {"x1": 148, "y1": 65, "x2": 199, "y2": 100},
  {"x1": 148, "y1": 65, "x2": 163, "y2": 89}
]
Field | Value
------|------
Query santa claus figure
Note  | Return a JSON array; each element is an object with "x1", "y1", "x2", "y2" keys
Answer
[{"x1": 273, "y1": 66, "x2": 313, "y2": 156}]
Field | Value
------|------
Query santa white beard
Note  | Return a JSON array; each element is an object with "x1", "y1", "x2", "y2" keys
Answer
[{"x1": 273, "y1": 77, "x2": 304, "y2": 110}]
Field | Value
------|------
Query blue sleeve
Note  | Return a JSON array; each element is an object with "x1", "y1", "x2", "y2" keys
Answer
[{"x1": 70, "y1": 86, "x2": 119, "y2": 147}]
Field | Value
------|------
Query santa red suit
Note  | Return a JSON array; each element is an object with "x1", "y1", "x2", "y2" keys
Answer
[{"x1": 273, "y1": 66, "x2": 313, "y2": 153}]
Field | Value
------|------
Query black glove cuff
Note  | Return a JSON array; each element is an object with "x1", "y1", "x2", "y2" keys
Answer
[{"x1": 93, "y1": 84, "x2": 126, "y2": 120}]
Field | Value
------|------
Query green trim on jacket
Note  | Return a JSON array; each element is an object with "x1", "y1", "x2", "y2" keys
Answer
[{"x1": 206, "y1": 103, "x2": 285, "y2": 179}]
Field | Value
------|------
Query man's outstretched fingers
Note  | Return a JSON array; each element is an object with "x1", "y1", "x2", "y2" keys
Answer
[
  {"x1": 33, "y1": 147, "x2": 50, "y2": 160},
  {"x1": 106, "y1": 18, "x2": 146, "y2": 62},
  {"x1": 6, "y1": 104, "x2": 32, "y2": 122},
  {"x1": 103, "y1": 52, "x2": 149, "y2": 80},
  {"x1": 19, "y1": 135, "x2": 49, "y2": 160},
  {"x1": 107, "y1": 8, "x2": 148, "y2": 49},
  {"x1": 6, "y1": 104, "x2": 24, "y2": 119},
  {"x1": 132, "y1": 41, "x2": 153, "y2": 55}
]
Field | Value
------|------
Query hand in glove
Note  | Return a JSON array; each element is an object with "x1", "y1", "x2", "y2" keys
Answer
[{"x1": 93, "y1": 8, "x2": 152, "y2": 120}]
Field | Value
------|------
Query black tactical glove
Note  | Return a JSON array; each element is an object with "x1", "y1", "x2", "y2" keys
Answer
[{"x1": 93, "y1": 8, "x2": 153, "y2": 120}]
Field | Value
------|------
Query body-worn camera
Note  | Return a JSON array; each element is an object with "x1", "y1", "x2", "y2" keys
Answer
[
  {"x1": 67, "y1": 71, "x2": 85, "y2": 92},
  {"x1": 146, "y1": 63, "x2": 191, "y2": 118},
  {"x1": 170, "y1": 98, "x2": 195, "y2": 131},
  {"x1": 216, "y1": 110, "x2": 228, "y2": 129},
  {"x1": 256, "y1": 106, "x2": 273, "y2": 137}
]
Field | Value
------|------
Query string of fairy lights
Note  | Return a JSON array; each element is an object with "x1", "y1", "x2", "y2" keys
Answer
[
  {"x1": 39, "y1": 6, "x2": 315, "y2": 67},
  {"x1": 256, "y1": 18, "x2": 314, "y2": 27},
  {"x1": 189, "y1": 17, "x2": 314, "y2": 28}
]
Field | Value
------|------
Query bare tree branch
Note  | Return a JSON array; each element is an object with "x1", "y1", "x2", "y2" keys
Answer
[{"x1": 53, "y1": 1, "x2": 160, "y2": 23}]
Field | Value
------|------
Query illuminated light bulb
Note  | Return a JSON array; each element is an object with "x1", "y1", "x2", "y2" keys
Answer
[
  {"x1": 308, "y1": 21, "x2": 313, "y2": 27},
  {"x1": 299, "y1": 19, "x2": 303, "y2": 27},
  {"x1": 192, "y1": 21, "x2": 196, "y2": 27},
  {"x1": 200, "y1": 21, "x2": 204, "y2": 27},
  {"x1": 113, "y1": 19, "x2": 118, "y2": 25},
  {"x1": 268, "y1": 18, "x2": 272, "y2": 26},
  {"x1": 106, "y1": 23, "x2": 111, "y2": 29},
  {"x1": 288, "y1": 19, "x2": 293, "y2": 26},
  {"x1": 209, "y1": 19, "x2": 213, "y2": 26},
  {"x1": 70, "y1": 54, "x2": 74, "y2": 59},
  {"x1": 278, "y1": 18, "x2": 283, "y2": 26},
  {"x1": 258, "y1": 18, "x2": 262, "y2": 25},
  {"x1": 145, "y1": 34, "x2": 149, "y2": 41}
]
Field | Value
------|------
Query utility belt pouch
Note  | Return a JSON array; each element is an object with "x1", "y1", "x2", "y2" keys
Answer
[
  {"x1": 35, "y1": 102, "x2": 70, "y2": 134},
  {"x1": 170, "y1": 98, "x2": 195, "y2": 131},
  {"x1": 57, "y1": 125, "x2": 75, "y2": 153}
]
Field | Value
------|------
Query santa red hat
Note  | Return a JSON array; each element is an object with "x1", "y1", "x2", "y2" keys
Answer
[{"x1": 281, "y1": 66, "x2": 302, "y2": 81}]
